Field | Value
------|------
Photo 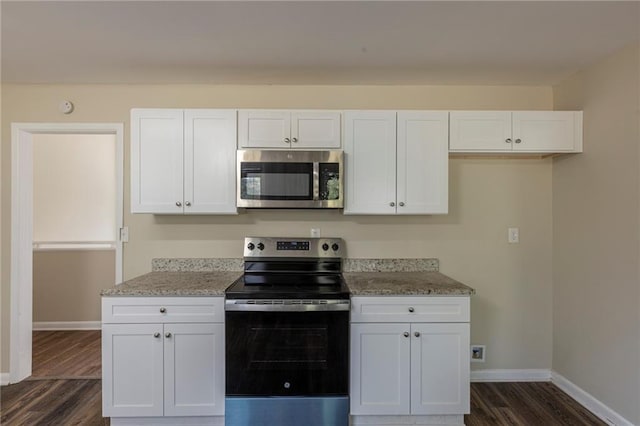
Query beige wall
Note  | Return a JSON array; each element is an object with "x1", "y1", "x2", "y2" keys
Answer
[
  {"x1": 33, "y1": 250, "x2": 115, "y2": 322},
  {"x1": 1, "y1": 83, "x2": 553, "y2": 374},
  {"x1": 552, "y1": 44, "x2": 640, "y2": 424}
]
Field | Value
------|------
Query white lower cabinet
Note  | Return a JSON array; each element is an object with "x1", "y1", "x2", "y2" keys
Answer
[
  {"x1": 350, "y1": 297, "x2": 470, "y2": 418},
  {"x1": 103, "y1": 324, "x2": 164, "y2": 417},
  {"x1": 102, "y1": 298, "x2": 225, "y2": 420}
]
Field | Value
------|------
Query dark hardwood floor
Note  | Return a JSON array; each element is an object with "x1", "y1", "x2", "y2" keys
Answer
[
  {"x1": 0, "y1": 379, "x2": 107, "y2": 426},
  {"x1": 465, "y1": 382, "x2": 606, "y2": 425},
  {"x1": 32, "y1": 331, "x2": 101, "y2": 379},
  {"x1": 0, "y1": 331, "x2": 607, "y2": 425}
]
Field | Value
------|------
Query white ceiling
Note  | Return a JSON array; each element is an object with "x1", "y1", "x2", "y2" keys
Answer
[{"x1": 2, "y1": 1, "x2": 639, "y2": 85}]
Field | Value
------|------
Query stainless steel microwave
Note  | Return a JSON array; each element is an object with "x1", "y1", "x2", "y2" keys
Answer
[{"x1": 237, "y1": 150, "x2": 343, "y2": 209}]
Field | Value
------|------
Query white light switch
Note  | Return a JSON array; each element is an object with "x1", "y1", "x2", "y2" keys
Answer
[{"x1": 508, "y1": 227, "x2": 519, "y2": 243}]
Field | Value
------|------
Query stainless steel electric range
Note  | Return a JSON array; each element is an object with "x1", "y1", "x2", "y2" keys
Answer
[{"x1": 225, "y1": 237, "x2": 350, "y2": 426}]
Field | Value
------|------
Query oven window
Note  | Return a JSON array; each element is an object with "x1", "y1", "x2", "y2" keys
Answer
[
  {"x1": 240, "y1": 162, "x2": 313, "y2": 200},
  {"x1": 247, "y1": 326, "x2": 328, "y2": 370}
]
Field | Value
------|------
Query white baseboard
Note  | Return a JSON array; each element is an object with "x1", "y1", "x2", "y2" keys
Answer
[
  {"x1": 33, "y1": 321, "x2": 101, "y2": 331},
  {"x1": 551, "y1": 371, "x2": 633, "y2": 426},
  {"x1": 470, "y1": 368, "x2": 551, "y2": 382},
  {"x1": 1, "y1": 372, "x2": 10, "y2": 386}
]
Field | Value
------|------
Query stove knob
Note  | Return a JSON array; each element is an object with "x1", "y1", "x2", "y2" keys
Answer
[
  {"x1": 247, "y1": 242, "x2": 255, "y2": 251},
  {"x1": 331, "y1": 243, "x2": 339, "y2": 251},
  {"x1": 257, "y1": 242, "x2": 265, "y2": 251},
  {"x1": 322, "y1": 243, "x2": 329, "y2": 251}
]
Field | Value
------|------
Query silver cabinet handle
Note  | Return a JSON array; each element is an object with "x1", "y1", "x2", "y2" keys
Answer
[
  {"x1": 414, "y1": 331, "x2": 421, "y2": 337},
  {"x1": 506, "y1": 138, "x2": 512, "y2": 144},
  {"x1": 515, "y1": 138, "x2": 522, "y2": 144},
  {"x1": 176, "y1": 201, "x2": 182, "y2": 207},
  {"x1": 292, "y1": 137, "x2": 298, "y2": 143},
  {"x1": 399, "y1": 202, "x2": 405, "y2": 207},
  {"x1": 153, "y1": 332, "x2": 161, "y2": 338},
  {"x1": 408, "y1": 307, "x2": 414, "y2": 313},
  {"x1": 284, "y1": 138, "x2": 291, "y2": 143},
  {"x1": 403, "y1": 332, "x2": 409, "y2": 338},
  {"x1": 159, "y1": 307, "x2": 166, "y2": 313},
  {"x1": 390, "y1": 202, "x2": 395, "y2": 207},
  {"x1": 185, "y1": 201, "x2": 191, "y2": 207},
  {"x1": 165, "y1": 332, "x2": 172, "y2": 338}
]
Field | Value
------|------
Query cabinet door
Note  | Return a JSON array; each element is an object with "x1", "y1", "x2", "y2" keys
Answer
[
  {"x1": 410, "y1": 323, "x2": 470, "y2": 415},
  {"x1": 131, "y1": 109, "x2": 184, "y2": 213},
  {"x1": 350, "y1": 323, "x2": 410, "y2": 415},
  {"x1": 397, "y1": 112, "x2": 449, "y2": 215},
  {"x1": 184, "y1": 110, "x2": 238, "y2": 214},
  {"x1": 512, "y1": 111, "x2": 579, "y2": 152},
  {"x1": 343, "y1": 111, "x2": 397, "y2": 214},
  {"x1": 164, "y1": 323, "x2": 225, "y2": 416},
  {"x1": 291, "y1": 111, "x2": 341, "y2": 148},
  {"x1": 238, "y1": 110, "x2": 291, "y2": 148},
  {"x1": 449, "y1": 111, "x2": 512, "y2": 151},
  {"x1": 102, "y1": 324, "x2": 164, "y2": 417}
]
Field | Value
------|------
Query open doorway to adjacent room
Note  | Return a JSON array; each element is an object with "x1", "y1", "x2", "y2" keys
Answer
[{"x1": 10, "y1": 123, "x2": 124, "y2": 383}]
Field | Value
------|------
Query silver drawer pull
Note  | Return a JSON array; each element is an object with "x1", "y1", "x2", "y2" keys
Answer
[
  {"x1": 408, "y1": 307, "x2": 415, "y2": 313},
  {"x1": 165, "y1": 332, "x2": 172, "y2": 338},
  {"x1": 159, "y1": 307, "x2": 166, "y2": 313},
  {"x1": 414, "y1": 331, "x2": 421, "y2": 337},
  {"x1": 153, "y1": 332, "x2": 160, "y2": 338},
  {"x1": 403, "y1": 332, "x2": 409, "y2": 338}
]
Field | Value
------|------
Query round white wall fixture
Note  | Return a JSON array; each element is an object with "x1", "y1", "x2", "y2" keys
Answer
[{"x1": 59, "y1": 100, "x2": 74, "y2": 114}]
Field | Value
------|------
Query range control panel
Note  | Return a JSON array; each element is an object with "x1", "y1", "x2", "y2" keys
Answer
[{"x1": 244, "y1": 237, "x2": 343, "y2": 258}]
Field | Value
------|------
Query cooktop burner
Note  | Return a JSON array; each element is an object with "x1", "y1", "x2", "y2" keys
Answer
[{"x1": 225, "y1": 237, "x2": 349, "y2": 300}]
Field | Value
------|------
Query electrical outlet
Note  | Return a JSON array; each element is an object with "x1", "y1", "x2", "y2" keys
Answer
[
  {"x1": 508, "y1": 227, "x2": 519, "y2": 243},
  {"x1": 311, "y1": 228, "x2": 321, "y2": 238},
  {"x1": 471, "y1": 345, "x2": 486, "y2": 363}
]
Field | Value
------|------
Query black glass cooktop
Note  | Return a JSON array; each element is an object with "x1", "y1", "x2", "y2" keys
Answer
[{"x1": 225, "y1": 273, "x2": 350, "y2": 300}]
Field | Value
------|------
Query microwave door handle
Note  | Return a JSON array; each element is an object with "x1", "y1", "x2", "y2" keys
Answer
[{"x1": 313, "y1": 162, "x2": 320, "y2": 201}]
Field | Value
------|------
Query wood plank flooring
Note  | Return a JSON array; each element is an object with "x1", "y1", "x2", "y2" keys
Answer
[
  {"x1": 32, "y1": 331, "x2": 101, "y2": 379},
  {"x1": 0, "y1": 331, "x2": 607, "y2": 425},
  {"x1": 1, "y1": 379, "x2": 107, "y2": 426},
  {"x1": 465, "y1": 382, "x2": 606, "y2": 425}
]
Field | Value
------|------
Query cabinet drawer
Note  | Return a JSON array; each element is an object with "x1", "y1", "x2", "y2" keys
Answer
[
  {"x1": 351, "y1": 296, "x2": 469, "y2": 323},
  {"x1": 102, "y1": 297, "x2": 224, "y2": 323}
]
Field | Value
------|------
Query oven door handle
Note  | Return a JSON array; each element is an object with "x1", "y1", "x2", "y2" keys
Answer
[{"x1": 225, "y1": 299, "x2": 350, "y2": 312}]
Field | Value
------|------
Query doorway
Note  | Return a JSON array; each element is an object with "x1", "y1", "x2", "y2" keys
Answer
[{"x1": 10, "y1": 123, "x2": 124, "y2": 383}]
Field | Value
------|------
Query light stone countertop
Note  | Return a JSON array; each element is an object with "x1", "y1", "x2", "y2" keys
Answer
[
  {"x1": 100, "y1": 271, "x2": 242, "y2": 296},
  {"x1": 344, "y1": 271, "x2": 475, "y2": 296},
  {"x1": 101, "y1": 258, "x2": 474, "y2": 297},
  {"x1": 101, "y1": 270, "x2": 473, "y2": 297}
]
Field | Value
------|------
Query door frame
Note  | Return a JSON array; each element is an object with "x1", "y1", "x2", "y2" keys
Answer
[{"x1": 10, "y1": 122, "x2": 124, "y2": 383}]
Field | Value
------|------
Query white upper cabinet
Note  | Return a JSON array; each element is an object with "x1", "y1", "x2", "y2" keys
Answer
[
  {"x1": 238, "y1": 110, "x2": 341, "y2": 149},
  {"x1": 449, "y1": 111, "x2": 582, "y2": 153},
  {"x1": 344, "y1": 111, "x2": 448, "y2": 215},
  {"x1": 131, "y1": 109, "x2": 185, "y2": 214},
  {"x1": 344, "y1": 111, "x2": 397, "y2": 214},
  {"x1": 131, "y1": 108, "x2": 237, "y2": 215},
  {"x1": 397, "y1": 112, "x2": 449, "y2": 215},
  {"x1": 183, "y1": 110, "x2": 237, "y2": 214}
]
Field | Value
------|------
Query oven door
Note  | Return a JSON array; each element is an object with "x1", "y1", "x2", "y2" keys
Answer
[{"x1": 225, "y1": 309, "x2": 348, "y2": 396}]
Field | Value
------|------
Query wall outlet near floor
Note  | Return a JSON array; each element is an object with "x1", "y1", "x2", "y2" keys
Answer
[{"x1": 471, "y1": 345, "x2": 486, "y2": 362}]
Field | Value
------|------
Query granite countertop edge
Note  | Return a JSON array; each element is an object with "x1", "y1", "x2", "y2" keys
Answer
[{"x1": 101, "y1": 270, "x2": 475, "y2": 297}]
